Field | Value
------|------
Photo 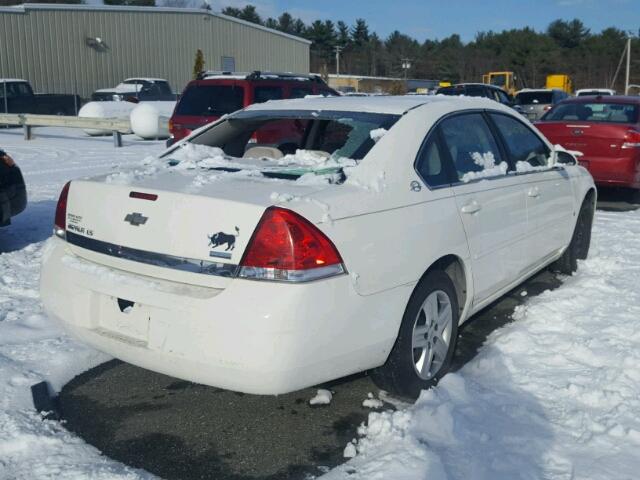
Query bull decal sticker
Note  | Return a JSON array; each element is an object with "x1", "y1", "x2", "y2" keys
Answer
[{"x1": 208, "y1": 227, "x2": 239, "y2": 259}]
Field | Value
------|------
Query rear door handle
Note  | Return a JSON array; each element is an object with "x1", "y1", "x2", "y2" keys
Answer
[
  {"x1": 461, "y1": 201, "x2": 481, "y2": 214},
  {"x1": 528, "y1": 187, "x2": 540, "y2": 198}
]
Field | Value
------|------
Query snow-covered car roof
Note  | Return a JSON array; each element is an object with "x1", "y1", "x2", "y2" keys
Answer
[
  {"x1": 94, "y1": 84, "x2": 141, "y2": 94},
  {"x1": 243, "y1": 94, "x2": 504, "y2": 115},
  {"x1": 0, "y1": 78, "x2": 28, "y2": 83},
  {"x1": 124, "y1": 78, "x2": 167, "y2": 83}
]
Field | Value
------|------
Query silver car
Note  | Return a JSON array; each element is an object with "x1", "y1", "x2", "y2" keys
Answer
[{"x1": 515, "y1": 89, "x2": 569, "y2": 121}]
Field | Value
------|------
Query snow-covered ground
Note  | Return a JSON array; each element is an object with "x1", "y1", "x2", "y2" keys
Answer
[{"x1": 1, "y1": 127, "x2": 639, "y2": 479}]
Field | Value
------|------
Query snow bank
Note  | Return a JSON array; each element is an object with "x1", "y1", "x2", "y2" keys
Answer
[
  {"x1": 0, "y1": 127, "x2": 163, "y2": 479},
  {"x1": 309, "y1": 389, "x2": 333, "y2": 405},
  {"x1": 326, "y1": 209, "x2": 640, "y2": 480}
]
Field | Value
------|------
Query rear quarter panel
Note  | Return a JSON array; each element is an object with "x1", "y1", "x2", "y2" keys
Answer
[{"x1": 284, "y1": 103, "x2": 472, "y2": 303}]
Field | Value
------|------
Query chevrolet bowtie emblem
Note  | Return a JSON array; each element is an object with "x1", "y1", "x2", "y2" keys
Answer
[{"x1": 124, "y1": 212, "x2": 148, "y2": 226}]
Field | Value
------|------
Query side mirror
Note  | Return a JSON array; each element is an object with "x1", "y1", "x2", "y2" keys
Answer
[{"x1": 554, "y1": 150, "x2": 577, "y2": 166}]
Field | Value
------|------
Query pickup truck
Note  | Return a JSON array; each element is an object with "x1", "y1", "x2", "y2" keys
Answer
[{"x1": 1, "y1": 79, "x2": 81, "y2": 115}]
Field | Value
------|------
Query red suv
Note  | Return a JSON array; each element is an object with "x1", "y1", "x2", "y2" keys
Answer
[
  {"x1": 167, "y1": 71, "x2": 337, "y2": 146},
  {"x1": 536, "y1": 96, "x2": 640, "y2": 189}
]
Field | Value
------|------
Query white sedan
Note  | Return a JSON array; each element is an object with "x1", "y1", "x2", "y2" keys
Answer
[{"x1": 40, "y1": 96, "x2": 595, "y2": 398}]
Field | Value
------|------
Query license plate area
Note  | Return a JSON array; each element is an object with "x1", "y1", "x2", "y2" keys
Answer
[{"x1": 97, "y1": 294, "x2": 150, "y2": 343}]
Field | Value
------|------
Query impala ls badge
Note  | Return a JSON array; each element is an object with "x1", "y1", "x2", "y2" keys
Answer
[{"x1": 124, "y1": 212, "x2": 148, "y2": 226}]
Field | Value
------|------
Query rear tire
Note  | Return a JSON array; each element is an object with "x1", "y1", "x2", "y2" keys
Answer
[
  {"x1": 551, "y1": 196, "x2": 594, "y2": 274},
  {"x1": 371, "y1": 270, "x2": 459, "y2": 399}
]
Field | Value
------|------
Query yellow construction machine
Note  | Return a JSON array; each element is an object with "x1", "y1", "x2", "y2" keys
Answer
[{"x1": 482, "y1": 71, "x2": 517, "y2": 95}]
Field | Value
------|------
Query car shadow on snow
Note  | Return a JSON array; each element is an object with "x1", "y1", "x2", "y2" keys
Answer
[{"x1": 0, "y1": 200, "x2": 56, "y2": 253}]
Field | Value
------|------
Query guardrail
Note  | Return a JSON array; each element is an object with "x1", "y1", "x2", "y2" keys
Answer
[{"x1": 0, "y1": 113, "x2": 131, "y2": 147}]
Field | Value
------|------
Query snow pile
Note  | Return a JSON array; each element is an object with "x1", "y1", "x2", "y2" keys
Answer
[
  {"x1": 362, "y1": 392, "x2": 384, "y2": 409},
  {"x1": 0, "y1": 127, "x2": 162, "y2": 479},
  {"x1": 461, "y1": 151, "x2": 508, "y2": 182},
  {"x1": 515, "y1": 161, "x2": 549, "y2": 173},
  {"x1": 369, "y1": 128, "x2": 388, "y2": 142},
  {"x1": 326, "y1": 208, "x2": 640, "y2": 480},
  {"x1": 309, "y1": 389, "x2": 333, "y2": 406}
]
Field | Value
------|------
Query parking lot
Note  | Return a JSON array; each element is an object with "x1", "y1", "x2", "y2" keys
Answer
[{"x1": 57, "y1": 190, "x2": 636, "y2": 480}]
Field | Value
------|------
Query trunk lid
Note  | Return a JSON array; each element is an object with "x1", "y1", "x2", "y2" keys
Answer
[
  {"x1": 537, "y1": 121, "x2": 635, "y2": 160},
  {"x1": 64, "y1": 170, "x2": 331, "y2": 286}
]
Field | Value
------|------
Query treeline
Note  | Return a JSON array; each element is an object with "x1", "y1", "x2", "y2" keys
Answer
[{"x1": 223, "y1": 5, "x2": 639, "y2": 91}]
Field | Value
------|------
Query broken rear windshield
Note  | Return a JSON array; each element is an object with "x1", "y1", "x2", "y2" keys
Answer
[{"x1": 164, "y1": 109, "x2": 400, "y2": 180}]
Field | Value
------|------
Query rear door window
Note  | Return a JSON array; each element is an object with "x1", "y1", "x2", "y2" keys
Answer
[
  {"x1": 415, "y1": 131, "x2": 452, "y2": 187},
  {"x1": 490, "y1": 113, "x2": 549, "y2": 168},
  {"x1": 496, "y1": 90, "x2": 511, "y2": 104},
  {"x1": 290, "y1": 86, "x2": 313, "y2": 99},
  {"x1": 464, "y1": 85, "x2": 488, "y2": 98},
  {"x1": 175, "y1": 85, "x2": 244, "y2": 116},
  {"x1": 439, "y1": 113, "x2": 507, "y2": 182},
  {"x1": 254, "y1": 86, "x2": 284, "y2": 103}
]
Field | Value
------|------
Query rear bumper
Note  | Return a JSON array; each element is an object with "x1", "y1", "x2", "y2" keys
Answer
[
  {"x1": 0, "y1": 167, "x2": 27, "y2": 226},
  {"x1": 40, "y1": 238, "x2": 409, "y2": 395},
  {"x1": 579, "y1": 155, "x2": 640, "y2": 189}
]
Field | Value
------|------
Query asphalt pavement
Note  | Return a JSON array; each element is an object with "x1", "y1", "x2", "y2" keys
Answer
[{"x1": 57, "y1": 189, "x2": 638, "y2": 480}]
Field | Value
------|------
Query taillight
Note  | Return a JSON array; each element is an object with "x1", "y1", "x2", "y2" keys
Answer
[
  {"x1": 54, "y1": 182, "x2": 71, "y2": 238},
  {"x1": 170, "y1": 122, "x2": 191, "y2": 140},
  {"x1": 238, "y1": 207, "x2": 345, "y2": 282},
  {"x1": 622, "y1": 129, "x2": 640, "y2": 149}
]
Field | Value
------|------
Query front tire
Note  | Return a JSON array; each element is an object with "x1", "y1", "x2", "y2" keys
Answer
[
  {"x1": 551, "y1": 196, "x2": 594, "y2": 274},
  {"x1": 371, "y1": 270, "x2": 459, "y2": 399}
]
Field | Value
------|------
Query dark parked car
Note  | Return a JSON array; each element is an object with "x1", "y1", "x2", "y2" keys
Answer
[
  {"x1": 1, "y1": 79, "x2": 81, "y2": 115},
  {"x1": 0, "y1": 149, "x2": 27, "y2": 227},
  {"x1": 436, "y1": 83, "x2": 513, "y2": 106},
  {"x1": 91, "y1": 78, "x2": 176, "y2": 102},
  {"x1": 536, "y1": 96, "x2": 640, "y2": 190},
  {"x1": 167, "y1": 71, "x2": 337, "y2": 146},
  {"x1": 514, "y1": 89, "x2": 569, "y2": 121}
]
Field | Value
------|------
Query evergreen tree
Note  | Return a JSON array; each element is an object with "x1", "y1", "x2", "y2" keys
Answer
[
  {"x1": 222, "y1": 5, "x2": 262, "y2": 25},
  {"x1": 192, "y1": 49, "x2": 205, "y2": 80}
]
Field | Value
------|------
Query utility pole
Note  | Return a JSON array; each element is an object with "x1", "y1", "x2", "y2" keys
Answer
[
  {"x1": 334, "y1": 46, "x2": 343, "y2": 77},
  {"x1": 625, "y1": 37, "x2": 631, "y2": 95}
]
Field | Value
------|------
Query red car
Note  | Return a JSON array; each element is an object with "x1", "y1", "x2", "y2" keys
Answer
[
  {"x1": 536, "y1": 96, "x2": 640, "y2": 189},
  {"x1": 167, "y1": 71, "x2": 337, "y2": 147}
]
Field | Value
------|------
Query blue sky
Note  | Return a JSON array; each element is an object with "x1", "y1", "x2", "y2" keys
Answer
[{"x1": 210, "y1": 0, "x2": 639, "y2": 42}]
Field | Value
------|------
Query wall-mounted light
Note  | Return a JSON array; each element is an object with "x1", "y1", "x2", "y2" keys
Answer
[{"x1": 85, "y1": 36, "x2": 108, "y2": 52}]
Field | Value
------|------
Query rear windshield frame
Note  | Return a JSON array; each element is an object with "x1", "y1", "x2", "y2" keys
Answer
[
  {"x1": 515, "y1": 91, "x2": 553, "y2": 105},
  {"x1": 542, "y1": 101, "x2": 639, "y2": 124}
]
